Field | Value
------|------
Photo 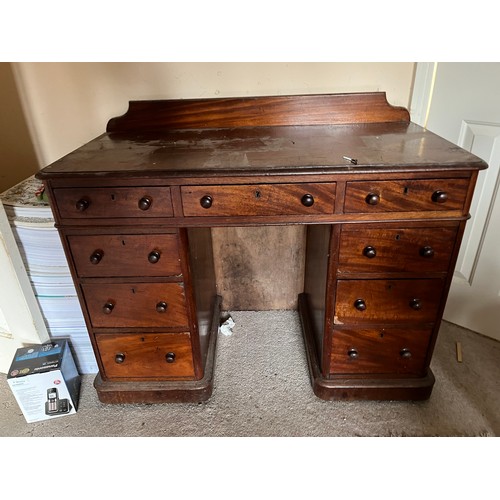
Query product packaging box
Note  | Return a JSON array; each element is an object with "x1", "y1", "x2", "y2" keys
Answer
[{"x1": 7, "y1": 339, "x2": 81, "y2": 423}]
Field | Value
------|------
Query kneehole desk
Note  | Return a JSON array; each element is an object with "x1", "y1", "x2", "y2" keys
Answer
[{"x1": 37, "y1": 92, "x2": 487, "y2": 403}]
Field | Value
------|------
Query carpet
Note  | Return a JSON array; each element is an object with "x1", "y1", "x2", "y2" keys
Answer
[{"x1": 1, "y1": 311, "x2": 498, "y2": 437}]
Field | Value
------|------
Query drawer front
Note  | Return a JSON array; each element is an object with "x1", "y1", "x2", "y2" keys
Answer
[
  {"x1": 329, "y1": 327, "x2": 431, "y2": 375},
  {"x1": 96, "y1": 332, "x2": 195, "y2": 379},
  {"x1": 334, "y1": 279, "x2": 444, "y2": 324},
  {"x1": 181, "y1": 183, "x2": 336, "y2": 216},
  {"x1": 82, "y1": 283, "x2": 189, "y2": 328},
  {"x1": 338, "y1": 226, "x2": 458, "y2": 274},
  {"x1": 54, "y1": 187, "x2": 173, "y2": 218},
  {"x1": 68, "y1": 234, "x2": 182, "y2": 278},
  {"x1": 344, "y1": 178, "x2": 469, "y2": 213}
]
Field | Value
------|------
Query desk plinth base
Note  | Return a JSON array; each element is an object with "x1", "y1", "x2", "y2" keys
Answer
[
  {"x1": 298, "y1": 293, "x2": 435, "y2": 401},
  {"x1": 94, "y1": 296, "x2": 221, "y2": 404}
]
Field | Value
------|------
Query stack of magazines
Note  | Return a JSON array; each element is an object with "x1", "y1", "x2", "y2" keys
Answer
[{"x1": 1, "y1": 175, "x2": 97, "y2": 374}]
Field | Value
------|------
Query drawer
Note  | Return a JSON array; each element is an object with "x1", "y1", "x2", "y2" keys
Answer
[
  {"x1": 82, "y1": 282, "x2": 189, "y2": 328},
  {"x1": 53, "y1": 186, "x2": 173, "y2": 218},
  {"x1": 338, "y1": 226, "x2": 458, "y2": 274},
  {"x1": 68, "y1": 233, "x2": 182, "y2": 278},
  {"x1": 329, "y1": 327, "x2": 431, "y2": 375},
  {"x1": 96, "y1": 332, "x2": 195, "y2": 379},
  {"x1": 181, "y1": 183, "x2": 336, "y2": 216},
  {"x1": 334, "y1": 278, "x2": 444, "y2": 324},
  {"x1": 344, "y1": 178, "x2": 469, "y2": 213}
]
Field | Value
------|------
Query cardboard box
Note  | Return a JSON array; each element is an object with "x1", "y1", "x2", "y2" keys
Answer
[{"x1": 7, "y1": 339, "x2": 81, "y2": 423}]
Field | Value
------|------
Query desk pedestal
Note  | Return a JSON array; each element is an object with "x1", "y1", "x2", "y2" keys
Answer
[{"x1": 298, "y1": 293, "x2": 435, "y2": 400}]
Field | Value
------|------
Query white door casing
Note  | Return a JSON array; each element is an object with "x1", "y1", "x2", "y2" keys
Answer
[
  {"x1": 0, "y1": 201, "x2": 49, "y2": 373},
  {"x1": 411, "y1": 62, "x2": 500, "y2": 341}
]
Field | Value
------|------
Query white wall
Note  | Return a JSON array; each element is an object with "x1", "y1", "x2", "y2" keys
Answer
[{"x1": 14, "y1": 62, "x2": 415, "y2": 168}]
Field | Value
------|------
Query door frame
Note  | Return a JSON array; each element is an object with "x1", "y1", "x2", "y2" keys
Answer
[{"x1": 410, "y1": 62, "x2": 500, "y2": 340}]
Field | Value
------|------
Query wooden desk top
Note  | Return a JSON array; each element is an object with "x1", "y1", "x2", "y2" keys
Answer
[{"x1": 37, "y1": 93, "x2": 487, "y2": 179}]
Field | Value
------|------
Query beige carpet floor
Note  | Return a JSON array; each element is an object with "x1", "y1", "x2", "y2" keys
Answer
[{"x1": 1, "y1": 311, "x2": 499, "y2": 437}]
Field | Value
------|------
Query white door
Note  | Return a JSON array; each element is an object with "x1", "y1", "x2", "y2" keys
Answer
[
  {"x1": 411, "y1": 62, "x2": 500, "y2": 341},
  {"x1": 0, "y1": 201, "x2": 49, "y2": 373}
]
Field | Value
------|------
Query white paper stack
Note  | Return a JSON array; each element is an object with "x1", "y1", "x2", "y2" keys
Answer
[{"x1": 1, "y1": 175, "x2": 97, "y2": 374}]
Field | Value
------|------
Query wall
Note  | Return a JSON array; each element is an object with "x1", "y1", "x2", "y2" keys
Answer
[
  {"x1": 0, "y1": 63, "x2": 39, "y2": 192},
  {"x1": 14, "y1": 62, "x2": 416, "y2": 310},
  {"x1": 14, "y1": 62, "x2": 415, "y2": 167}
]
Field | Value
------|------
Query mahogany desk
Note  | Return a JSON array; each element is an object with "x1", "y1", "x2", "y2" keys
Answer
[{"x1": 36, "y1": 92, "x2": 487, "y2": 403}]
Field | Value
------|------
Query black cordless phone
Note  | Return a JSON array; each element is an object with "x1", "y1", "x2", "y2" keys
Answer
[
  {"x1": 45, "y1": 388, "x2": 72, "y2": 415},
  {"x1": 46, "y1": 388, "x2": 59, "y2": 414}
]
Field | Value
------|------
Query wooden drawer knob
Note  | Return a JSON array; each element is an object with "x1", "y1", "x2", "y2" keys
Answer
[
  {"x1": 348, "y1": 348, "x2": 359, "y2": 359},
  {"x1": 103, "y1": 302, "x2": 115, "y2": 314},
  {"x1": 420, "y1": 246, "x2": 435, "y2": 258},
  {"x1": 354, "y1": 298, "x2": 367, "y2": 311},
  {"x1": 365, "y1": 193, "x2": 380, "y2": 205},
  {"x1": 431, "y1": 190, "x2": 448, "y2": 203},
  {"x1": 138, "y1": 196, "x2": 152, "y2": 210},
  {"x1": 200, "y1": 195, "x2": 213, "y2": 209},
  {"x1": 115, "y1": 353, "x2": 125, "y2": 364},
  {"x1": 301, "y1": 194, "x2": 315, "y2": 207},
  {"x1": 148, "y1": 250, "x2": 161, "y2": 263},
  {"x1": 90, "y1": 250, "x2": 104, "y2": 264},
  {"x1": 165, "y1": 352, "x2": 176, "y2": 363},
  {"x1": 76, "y1": 198, "x2": 90, "y2": 212},
  {"x1": 409, "y1": 298, "x2": 422, "y2": 310},
  {"x1": 400, "y1": 348, "x2": 412, "y2": 359},
  {"x1": 156, "y1": 301, "x2": 168, "y2": 313},
  {"x1": 363, "y1": 246, "x2": 377, "y2": 258}
]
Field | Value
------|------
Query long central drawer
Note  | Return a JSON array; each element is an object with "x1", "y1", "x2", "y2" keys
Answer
[{"x1": 181, "y1": 183, "x2": 336, "y2": 216}]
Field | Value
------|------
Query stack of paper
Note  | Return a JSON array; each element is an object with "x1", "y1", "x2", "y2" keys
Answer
[{"x1": 1, "y1": 175, "x2": 97, "y2": 374}]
